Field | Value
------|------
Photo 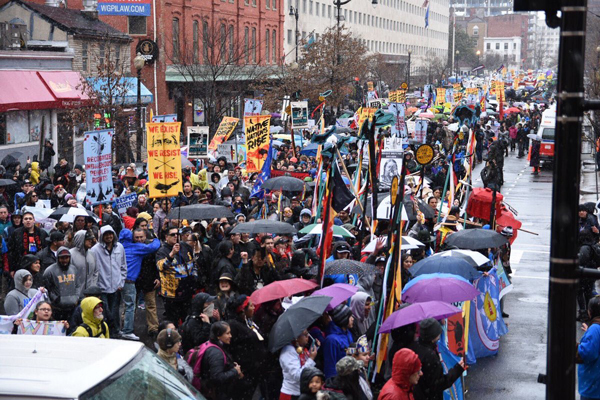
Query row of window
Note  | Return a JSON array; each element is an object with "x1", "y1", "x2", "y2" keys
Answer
[
  {"x1": 485, "y1": 42, "x2": 518, "y2": 51},
  {"x1": 173, "y1": 18, "x2": 277, "y2": 64},
  {"x1": 81, "y1": 42, "x2": 122, "y2": 73},
  {"x1": 239, "y1": 0, "x2": 277, "y2": 8}
]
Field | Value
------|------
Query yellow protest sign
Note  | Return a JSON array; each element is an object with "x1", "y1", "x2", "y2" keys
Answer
[
  {"x1": 358, "y1": 107, "x2": 376, "y2": 135},
  {"x1": 436, "y1": 88, "x2": 446, "y2": 106},
  {"x1": 454, "y1": 91, "x2": 463, "y2": 102},
  {"x1": 147, "y1": 122, "x2": 183, "y2": 198},
  {"x1": 453, "y1": 83, "x2": 461, "y2": 92},
  {"x1": 245, "y1": 115, "x2": 271, "y2": 173},
  {"x1": 367, "y1": 81, "x2": 374, "y2": 91},
  {"x1": 208, "y1": 117, "x2": 239, "y2": 152},
  {"x1": 389, "y1": 91, "x2": 397, "y2": 103},
  {"x1": 397, "y1": 89, "x2": 407, "y2": 104}
]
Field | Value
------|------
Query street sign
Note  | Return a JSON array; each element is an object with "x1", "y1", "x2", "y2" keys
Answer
[
  {"x1": 97, "y1": 0, "x2": 151, "y2": 15},
  {"x1": 136, "y1": 39, "x2": 159, "y2": 65}
]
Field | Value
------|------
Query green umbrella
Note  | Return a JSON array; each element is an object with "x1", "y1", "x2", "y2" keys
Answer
[{"x1": 299, "y1": 223, "x2": 355, "y2": 238}]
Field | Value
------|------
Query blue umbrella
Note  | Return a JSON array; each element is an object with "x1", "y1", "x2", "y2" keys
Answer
[{"x1": 409, "y1": 257, "x2": 480, "y2": 281}]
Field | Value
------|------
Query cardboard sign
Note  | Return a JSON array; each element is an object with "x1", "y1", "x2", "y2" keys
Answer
[
  {"x1": 436, "y1": 88, "x2": 446, "y2": 106},
  {"x1": 217, "y1": 143, "x2": 237, "y2": 163},
  {"x1": 147, "y1": 122, "x2": 183, "y2": 198},
  {"x1": 187, "y1": 126, "x2": 209, "y2": 158},
  {"x1": 114, "y1": 193, "x2": 138, "y2": 218},
  {"x1": 245, "y1": 115, "x2": 271, "y2": 173},
  {"x1": 83, "y1": 129, "x2": 115, "y2": 206},
  {"x1": 209, "y1": 117, "x2": 239, "y2": 152}
]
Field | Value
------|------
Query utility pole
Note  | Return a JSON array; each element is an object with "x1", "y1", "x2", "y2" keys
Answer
[{"x1": 333, "y1": 0, "x2": 351, "y2": 65}]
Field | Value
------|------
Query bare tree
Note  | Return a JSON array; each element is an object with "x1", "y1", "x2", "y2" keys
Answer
[{"x1": 369, "y1": 53, "x2": 406, "y2": 95}]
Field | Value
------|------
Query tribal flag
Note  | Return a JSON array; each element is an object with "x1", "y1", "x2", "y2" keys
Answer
[
  {"x1": 317, "y1": 165, "x2": 335, "y2": 286},
  {"x1": 250, "y1": 140, "x2": 274, "y2": 199}
]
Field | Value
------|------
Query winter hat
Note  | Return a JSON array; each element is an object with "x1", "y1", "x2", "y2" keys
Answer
[
  {"x1": 47, "y1": 231, "x2": 65, "y2": 244},
  {"x1": 138, "y1": 212, "x2": 152, "y2": 222},
  {"x1": 300, "y1": 208, "x2": 312, "y2": 218},
  {"x1": 330, "y1": 304, "x2": 353, "y2": 328},
  {"x1": 335, "y1": 356, "x2": 363, "y2": 377},
  {"x1": 19, "y1": 254, "x2": 39, "y2": 271},
  {"x1": 419, "y1": 318, "x2": 443, "y2": 343},
  {"x1": 501, "y1": 226, "x2": 513, "y2": 237},
  {"x1": 157, "y1": 328, "x2": 182, "y2": 350},
  {"x1": 57, "y1": 247, "x2": 71, "y2": 257}
]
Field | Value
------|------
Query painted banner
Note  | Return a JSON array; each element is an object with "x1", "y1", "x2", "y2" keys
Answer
[
  {"x1": 389, "y1": 103, "x2": 408, "y2": 139},
  {"x1": 114, "y1": 193, "x2": 138, "y2": 218},
  {"x1": 439, "y1": 340, "x2": 465, "y2": 400},
  {"x1": 209, "y1": 117, "x2": 239, "y2": 152},
  {"x1": 496, "y1": 260, "x2": 513, "y2": 299},
  {"x1": 436, "y1": 88, "x2": 446, "y2": 106},
  {"x1": 491, "y1": 81, "x2": 505, "y2": 102},
  {"x1": 270, "y1": 169, "x2": 310, "y2": 180},
  {"x1": 147, "y1": 122, "x2": 183, "y2": 198},
  {"x1": 389, "y1": 91, "x2": 397, "y2": 103},
  {"x1": 397, "y1": 90, "x2": 407, "y2": 104},
  {"x1": 83, "y1": 129, "x2": 115, "y2": 207},
  {"x1": 217, "y1": 143, "x2": 237, "y2": 163},
  {"x1": 187, "y1": 126, "x2": 209, "y2": 158},
  {"x1": 97, "y1": 0, "x2": 151, "y2": 16},
  {"x1": 414, "y1": 119, "x2": 428, "y2": 143},
  {"x1": 245, "y1": 115, "x2": 271, "y2": 173},
  {"x1": 357, "y1": 107, "x2": 377, "y2": 136},
  {"x1": 17, "y1": 319, "x2": 66, "y2": 336},
  {"x1": 0, "y1": 290, "x2": 45, "y2": 334},
  {"x1": 291, "y1": 101, "x2": 309, "y2": 129},
  {"x1": 468, "y1": 269, "x2": 508, "y2": 359},
  {"x1": 454, "y1": 91, "x2": 463, "y2": 103}
]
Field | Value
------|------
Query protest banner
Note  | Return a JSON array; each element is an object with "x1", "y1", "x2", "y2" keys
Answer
[
  {"x1": 0, "y1": 291, "x2": 45, "y2": 334},
  {"x1": 270, "y1": 169, "x2": 310, "y2": 180},
  {"x1": 187, "y1": 126, "x2": 209, "y2": 158},
  {"x1": 83, "y1": 129, "x2": 115, "y2": 207},
  {"x1": 357, "y1": 107, "x2": 377, "y2": 136},
  {"x1": 114, "y1": 193, "x2": 138, "y2": 218},
  {"x1": 389, "y1": 91, "x2": 397, "y2": 103},
  {"x1": 380, "y1": 136, "x2": 403, "y2": 190},
  {"x1": 152, "y1": 114, "x2": 177, "y2": 122},
  {"x1": 436, "y1": 88, "x2": 446, "y2": 106},
  {"x1": 389, "y1": 103, "x2": 408, "y2": 139},
  {"x1": 414, "y1": 119, "x2": 428, "y2": 143},
  {"x1": 291, "y1": 101, "x2": 309, "y2": 129},
  {"x1": 208, "y1": 117, "x2": 239, "y2": 152},
  {"x1": 397, "y1": 89, "x2": 407, "y2": 104},
  {"x1": 445, "y1": 88, "x2": 454, "y2": 104},
  {"x1": 245, "y1": 115, "x2": 271, "y2": 173},
  {"x1": 17, "y1": 319, "x2": 66, "y2": 336},
  {"x1": 217, "y1": 143, "x2": 237, "y2": 163},
  {"x1": 243, "y1": 98, "x2": 263, "y2": 131},
  {"x1": 146, "y1": 122, "x2": 182, "y2": 198}
]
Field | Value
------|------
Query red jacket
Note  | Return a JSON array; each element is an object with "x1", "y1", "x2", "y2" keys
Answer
[{"x1": 378, "y1": 349, "x2": 422, "y2": 400}]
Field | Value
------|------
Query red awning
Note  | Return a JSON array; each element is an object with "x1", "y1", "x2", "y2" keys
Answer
[{"x1": 0, "y1": 70, "x2": 89, "y2": 112}]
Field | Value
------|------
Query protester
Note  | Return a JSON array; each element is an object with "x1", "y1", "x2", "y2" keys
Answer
[
  {"x1": 156, "y1": 328, "x2": 194, "y2": 382},
  {"x1": 4, "y1": 269, "x2": 40, "y2": 315},
  {"x1": 43, "y1": 247, "x2": 80, "y2": 321},
  {"x1": 577, "y1": 296, "x2": 600, "y2": 400},
  {"x1": 279, "y1": 329, "x2": 319, "y2": 399},
  {"x1": 69, "y1": 230, "x2": 98, "y2": 296},
  {"x1": 323, "y1": 304, "x2": 355, "y2": 379},
  {"x1": 379, "y1": 349, "x2": 423, "y2": 400},
  {"x1": 298, "y1": 367, "x2": 327, "y2": 400},
  {"x1": 180, "y1": 292, "x2": 217, "y2": 354},
  {"x1": 71, "y1": 296, "x2": 109, "y2": 338}
]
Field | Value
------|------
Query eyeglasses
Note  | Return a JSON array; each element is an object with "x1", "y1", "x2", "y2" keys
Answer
[
  {"x1": 37, "y1": 308, "x2": 52, "y2": 312},
  {"x1": 31, "y1": 194, "x2": 38, "y2": 198},
  {"x1": 167, "y1": 233, "x2": 180, "y2": 237}
]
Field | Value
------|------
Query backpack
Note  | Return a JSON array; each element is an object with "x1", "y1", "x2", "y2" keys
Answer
[
  {"x1": 185, "y1": 342, "x2": 226, "y2": 392},
  {"x1": 72, "y1": 322, "x2": 108, "y2": 338}
]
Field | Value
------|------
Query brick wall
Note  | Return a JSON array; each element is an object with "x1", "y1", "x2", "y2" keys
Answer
[{"x1": 487, "y1": 14, "x2": 528, "y2": 63}]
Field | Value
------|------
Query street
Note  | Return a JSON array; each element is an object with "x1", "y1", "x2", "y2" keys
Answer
[{"x1": 466, "y1": 152, "x2": 551, "y2": 399}]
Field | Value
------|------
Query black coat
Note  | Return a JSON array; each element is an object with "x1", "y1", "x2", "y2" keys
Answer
[
  {"x1": 8, "y1": 226, "x2": 48, "y2": 272},
  {"x1": 227, "y1": 316, "x2": 269, "y2": 378},
  {"x1": 36, "y1": 246, "x2": 57, "y2": 273},
  {"x1": 234, "y1": 262, "x2": 279, "y2": 296},
  {"x1": 200, "y1": 342, "x2": 239, "y2": 400},
  {"x1": 407, "y1": 340, "x2": 464, "y2": 400},
  {"x1": 179, "y1": 294, "x2": 213, "y2": 354}
]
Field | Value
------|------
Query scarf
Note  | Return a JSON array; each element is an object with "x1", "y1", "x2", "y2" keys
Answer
[
  {"x1": 245, "y1": 316, "x2": 264, "y2": 341},
  {"x1": 22, "y1": 230, "x2": 41, "y2": 255},
  {"x1": 158, "y1": 348, "x2": 178, "y2": 369}
]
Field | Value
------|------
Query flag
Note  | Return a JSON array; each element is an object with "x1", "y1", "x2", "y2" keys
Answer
[
  {"x1": 425, "y1": 3, "x2": 430, "y2": 28},
  {"x1": 439, "y1": 340, "x2": 465, "y2": 400},
  {"x1": 480, "y1": 93, "x2": 486, "y2": 110},
  {"x1": 331, "y1": 162, "x2": 355, "y2": 213},
  {"x1": 496, "y1": 64, "x2": 504, "y2": 74},
  {"x1": 250, "y1": 140, "x2": 274, "y2": 199},
  {"x1": 422, "y1": 0, "x2": 428, "y2": 6},
  {"x1": 317, "y1": 165, "x2": 335, "y2": 286}
]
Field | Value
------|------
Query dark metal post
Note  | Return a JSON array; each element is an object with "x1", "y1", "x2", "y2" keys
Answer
[
  {"x1": 136, "y1": 67, "x2": 142, "y2": 162},
  {"x1": 546, "y1": 0, "x2": 586, "y2": 399},
  {"x1": 407, "y1": 51, "x2": 411, "y2": 91}
]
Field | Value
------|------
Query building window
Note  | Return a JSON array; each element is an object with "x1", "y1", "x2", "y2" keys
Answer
[
  {"x1": 172, "y1": 18, "x2": 180, "y2": 62},
  {"x1": 128, "y1": 16, "x2": 146, "y2": 35},
  {"x1": 114, "y1": 45, "x2": 121, "y2": 68},
  {"x1": 266, "y1": 0, "x2": 270, "y2": 8},
  {"x1": 266, "y1": 29, "x2": 270, "y2": 63},
  {"x1": 315, "y1": 2, "x2": 319, "y2": 15},
  {"x1": 220, "y1": 23, "x2": 226, "y2": 64},
  {"x1": 303, "y1": 0, "x2": 307, "y2": 12},
  {"x1": 272, "y1": 29, "x2": 277, "y2": 63},
  {"x1": 82, "y1": 42, "x2": 88, "y2": 72},
  {"x1": 245, "y1": 0, "x2": 249, "y2": 5},
  {"x1": 322, "y1": 3, "x2": 325, "y2": 16},
  {"x1": 272, "y1": 0, "x2": 276, "y2": 9},
  {"x1": 328, "y1": 5, "x2": 331, "y2": 18},
  {"x1": 309, "y1": 0, "x2": 313, "y2": 14},
  {"x1": 99, "y1": 43, "x2": 105, "y2": 67},
  {"x1": 245, "y1": 27, "x2": 249, "y2": 63},
  {"x1": 193, "y1": 21, "x2": 199, "y2": 63},
  {"x1": 486, "y1": 42, "x2": 490, "y2": 50},
  {"x1": 504, "y1": 42, "x2": 508, "y2": 50},
  {"x1": 513, "y1": 42, "x2": 517, "y2": 50},
  {"x1": 287, "y1": 29, "x2": 292, "y2": 44},
  {"x1": 496, "y1": 42, "x2": 500, "y2": 50},
  {"x1": 203, "y1": 21, "x2": 209, "y2": 63},
  {"x1": 252, "y1": 27, "x2": 257, "y2": 63},
  {"x1": 229, "y1": 25, "x2": 234, "y2": 62},
  {"x1": 252, "y1": 0, "x2": 256, "y2": 6}
]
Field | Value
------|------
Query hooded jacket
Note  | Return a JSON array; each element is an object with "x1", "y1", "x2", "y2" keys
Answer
[
  {"x1": 179, "y1": 293, "x2": 213, "y2": 354},
  {"x1": 350, "y1": 292, "x2": 372, "y2": 338},
  {"x1": 42, "y1": 247, "x2": 80, "y2": 311},
  {"x1": 71, "y1": 296, "x2": 110, "y2": 338},
  {"x1": 4, "y1": 269, "x2": 39, "y2": 315},
  {"x1": 155, "y1": 240, "x2": 197, "y2": 299},
  {"x1": 19, "y1": 254, "x2": 43, "y2": 289},
  {"x1": 119, "y1": 229, "x2": 160, "y2": 281},
  {"x1": 70, "y1": 230, "x2": 98, "y2": 295},
  {"x1": 323, "y1": 321, "x2": 354, "y2": 379},
  {"x1": 30, "y1": 162, "x2": 40, "y2": 185},
  {"x1": 379, "y1": 348, "x2": 422, "y2": 400},
  {"x1": 577, "y1": 318, "x2": 600, "y2": 399},
  {"x1": 90, "y1": 226, "x2": 127, "y2": 293}
]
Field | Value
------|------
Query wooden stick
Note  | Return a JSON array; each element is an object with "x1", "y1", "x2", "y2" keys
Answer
[{"x1": 518, "y1": 227, "x2": 539, "y2": 235}]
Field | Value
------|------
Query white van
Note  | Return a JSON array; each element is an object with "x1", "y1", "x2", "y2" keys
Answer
[
  {"x1": 536, "y1": 105, "x2": 556, "y2": 162},
  {"x1": 0, "y1": 335, "x2": 205, "y2": 400}
]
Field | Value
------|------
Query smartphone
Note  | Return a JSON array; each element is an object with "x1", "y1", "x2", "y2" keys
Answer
[{"x1": 308, "y1": 333, "x2": 319, "y2": 351}]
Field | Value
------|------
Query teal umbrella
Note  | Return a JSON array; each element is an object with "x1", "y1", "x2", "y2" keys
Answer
[{"x1": 299, "y1": 223, "x2": 355, "y2": 238}]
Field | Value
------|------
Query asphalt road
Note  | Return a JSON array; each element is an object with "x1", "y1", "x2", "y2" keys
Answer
[{"x1": 465, "y1": 151, "x2": 551, "y2": 399}]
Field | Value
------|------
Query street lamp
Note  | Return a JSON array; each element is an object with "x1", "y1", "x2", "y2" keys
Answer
[
  {"x1": 133, "y1": 52, "x2": 145, "y2": 162},
  {"x1": 289, "y1": 6, "x2": 299, "y2": 63},
  {"x1": 407, "y1": 50, "x2": 411, "y2": 91},
  {"x1": 476, "y1": 50, "x2": 481, "y2": 76},
  {"x1": 455, "y1": 50, "x2": 460, "y2": 77}
]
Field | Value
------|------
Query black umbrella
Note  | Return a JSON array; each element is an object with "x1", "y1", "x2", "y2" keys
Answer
[
  {"x1": 416, "y1": 199, "x2": 436, "y2": 219},
  {"x1": 230, "y1": 220, "x2": 297, "y2": 235},
  {"x1": 0, "y1": 179, "x2": 17, "y2": 187},
  {"x1": 444, "y1": 228, "x2": 509, "y2": 250},
  {"x1": 167, "y1": 204, "x2": 233, "y2": 220},
  {"x1": 309, "y1": 259, "x2": 375, "y2": 277},
  {"x1": 410, "y1": 256, "x2": 480, "y2": 281},
  {"x1": 268, "y1": 296, "x2": 332, "y2": 352},
  {"x1": 262, "y1": 176, "x2": 306, "y2": 193},
  {"x1": 351, "y1": 195, "x2": 385, "y2": 217},
  {"x1": 1, "y1": 152, "x2": 23, "y2": 168}
]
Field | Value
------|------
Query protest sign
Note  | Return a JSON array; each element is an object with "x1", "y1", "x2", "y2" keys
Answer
[
  {"x1": 436, "y1": 88, "x2": 446, "y2": 106},
  {"x1": 146, "y1": 122, "x2": 182, "y2": 198},
  {"x1": 209, "y1": 117, "x2": 238, "y2": 152},
  {"x1": 0, "y1": 291, "x2": 45, "y2": 334},
  {"x1": 243, "y1": 98, "x2": 263, "y2": 131},
  {"x1": 291, "y1": 101, "x2": 309, "y2": 129},
  {"x1": 389, "y1": 103, "x2": 408, "y2": 139},
  {"x1": 83, "y1": 129, "x2": 115, "y2": 207},
  {"x1": 152, "y1": 114, "x2": 177, "y2": 123},
  {"x1": 270, "y1": 169, "x2": 310, "y2": 180},
  {"x1": 245, "y1": 115, "x2": 271, "y2": 173},
  {"x1": 414, "y1": 119, "x2": 428, "y2": 143},
  {"x1": 217, "y1": 143, "x2": 237, "y2": 163},
  {"x1": 357, "y1": 107, "x2": 377, "y2": 136},
  {"x1": 114, "y1": 193, "x2": 138, "y2": 218},
  {"x1": 380, "y1": 136, "x2": 403, "y2": 190},
  {"x1": 17, "y1": 319, "x2": 66, "y2": 336},
  {"x1": 397, "y1": 89, "x2": 407, "y2": 104},
  {"x1": 187, "y1": 126, "x2": 209, "y2": 158}
]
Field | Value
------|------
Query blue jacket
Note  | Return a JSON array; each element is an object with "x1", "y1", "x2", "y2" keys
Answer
[
  {"x1": 578, "y1": 323, "x2": 600, "y2": 398},
  {"x1": 119, "y1": 229, "x2": 160, "y2": 281},
  {"x1": 323, "y1": 321, "x2": 353, "y2": 379}
]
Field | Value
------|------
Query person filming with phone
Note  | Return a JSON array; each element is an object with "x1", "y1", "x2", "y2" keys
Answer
[{"x1": 279, "y1": 329, "x2": 320, "y2": 400}]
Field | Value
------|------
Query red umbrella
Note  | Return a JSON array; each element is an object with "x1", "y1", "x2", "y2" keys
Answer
[
  {"x1": 250, "y1": 278, "x2": 318, "y2": 305},
  {"x1": 495, "y1": 206, "x2": 522, "y2": 245},
  {"x1": 505, "y1": 107, "x2": 521, "y2": 114},
  {"x1": 466, "y1": 188, "x2": 504, "y2": 221}
]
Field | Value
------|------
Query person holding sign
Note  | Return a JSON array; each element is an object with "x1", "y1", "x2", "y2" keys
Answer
[{"x1": 14, "y1": 301, "x2": 70, "y2": 335}]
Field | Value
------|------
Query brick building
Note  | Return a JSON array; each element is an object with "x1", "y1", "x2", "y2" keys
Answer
[{"x1": 486, "y1": 13, "x2": 528, "y2": 65}]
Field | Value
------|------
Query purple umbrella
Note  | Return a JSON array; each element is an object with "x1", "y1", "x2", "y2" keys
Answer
[
  {"x1": 402, "y1": 276, "x2": 479, "y2": 304},
  {"x1": 312, "y1": 283, "x2": 359, "y2": 311},
  {"x1": 379, "y1": 301, "x2": 461, "y2": 334}
]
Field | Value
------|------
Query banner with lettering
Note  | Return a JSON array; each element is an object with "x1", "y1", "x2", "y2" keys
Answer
[
  {"x1": 147, "y1": 122, "x2": 183, "y2": 198},
  {"x1": 0, "y1": 290, "x2": 45, "y2": 334},
  {"x1": 357, "y1": 107, "x2": 377, "y2": 136},
  {"x1": 414, "y1": 119, "x2": 428, "y2": 143},
  {"x1": 209, "y1": 117, "x2": 239, "y2": 152},
  {"x1": 17, "y1": 319, "x2": 66, "y2": 336},
  {"x1": 436, "y1": 88, "x2": 446, "y2": 106},
  {"x1": 83, "y1": 129, "x2": 115, "y2": 206},
  {"x1": 114, "y1": 193, "x2": 138, "y2": 218},
  {"x1": 245, "y1": 115, "x2": 271, "y2": 173},
  {"x1": 397, "y1": 90, "x2": 407, "y2": 104},
  {"x1": 270, "y1": 169, "x2": 310, "y2": 180}
]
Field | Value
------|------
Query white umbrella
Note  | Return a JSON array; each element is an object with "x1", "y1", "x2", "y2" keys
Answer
[
  {"x1": 447, "y1": 123, "x2": 459, "y2": 132},
  {"x1": 362, "y1": 235, "x2": 424, "y2": 253},
  {"x1": 376, "y1": 196, "x2": 410, "y2": 221},
  {"x1": 428, "y1": 249, "x2": 490, "y2": 267}
]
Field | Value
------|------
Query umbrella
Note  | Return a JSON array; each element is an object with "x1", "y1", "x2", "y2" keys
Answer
[
  {"x1": 1, "y1": 151, "x2": 23, "y2": 168},
  {"x1": 416, "y1": 199, "x2": 436, "y2": 219},
  {"x1": 299, "y1": 224, "x2": 355, "y2": 238},
  {"x1": 362, "y1": 235, "x2": 424, "y2": 253},
  {"x1": 230, "y1": 220, "x2": 297, "y2": 235},
  {"x1": 444, "y1": 228, "x2": 509, "y2": 250},
  {"x1": 402, "y1": 274, "x2": 480, "y2": 304},
  {"x1": 48, "y1": 206, "x2": 99, "y2": 223},
  {"x1": 410, "y1": 256, "x2": 480, "y2": 281},
  {"x1": 0, "y1": 179, "x2": 17, "y2": 187},
  {"x1": 309, "y1": 259, "x2": 375, "y2": 277},
  {"x1": 505, "y1": 107, "x2": 521, "y2": 114},
  {"x1": 466, "y1": 188, "x2": 503, "y2": 221},
  {"x1": 312, "y1": 283, "x2": 359, "y2": 311},
  {"x1": 167, "y1": 204, "x2": 233, "y2": 220},
  {"x1": 251, "y1": 278, "x2": 318, "y2": 305},
  {"x1": 268, "y1": 295, "x2": 332, "y2": 352},
  {"x1": 262, "y1": 176, "x2": 306, "y2": 192},
  {"x1": 379, "y1": 301, "x2": 462, "y2": 333},
  {"x1": 428, "y1": 249, "x2": 491, "y2": 267},
  {"x1": 181, "y1": 156, "x2": 195, "y2": 169}
]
